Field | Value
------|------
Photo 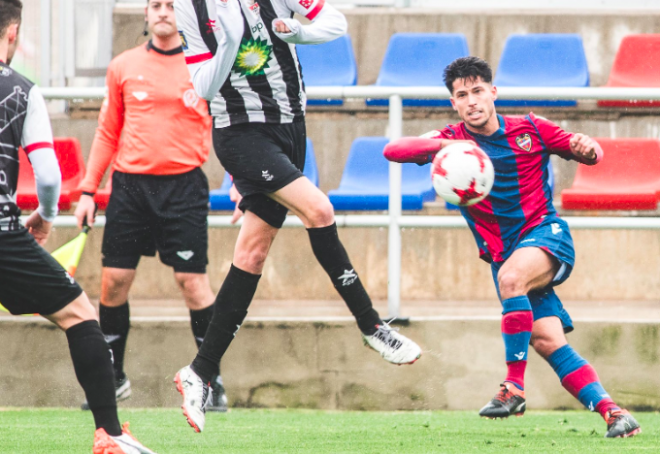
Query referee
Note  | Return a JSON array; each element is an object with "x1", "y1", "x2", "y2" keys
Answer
[{"x1": 74, "y1": 0, "x2": 227, "y2": 412}]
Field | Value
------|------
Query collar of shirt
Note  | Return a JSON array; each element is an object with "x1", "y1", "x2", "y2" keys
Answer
[{"x1": 147, "y1": 40, "x2": 183, "y2": 56}]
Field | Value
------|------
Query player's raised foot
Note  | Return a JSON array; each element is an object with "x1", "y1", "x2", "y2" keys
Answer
[
  {"x1": 174, "y1": 365, "x2": 209, "y2": 432},
  {"x1": 362, "y1": 323, "x2": 422, "y2": 365},
  {"x1": 207, "y1": 375, "x2": 229, "y2": 412},
  {"x1": 93, "y1": 422, "x2": 157, "y2": 454},
  {"x1": 479, "y1": 382, "x2": 526, "y2": 419},
  {"x1": 82, "y1": 376, "x2": 132, "y2": 411},
  {"x1": 605, "y1": 409, "x2": 641, "y2": 438}
]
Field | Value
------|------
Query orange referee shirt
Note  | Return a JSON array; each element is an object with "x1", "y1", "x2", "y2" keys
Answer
[{"x1": 79, "y1": 41, "x2": 212, "y2": 193}]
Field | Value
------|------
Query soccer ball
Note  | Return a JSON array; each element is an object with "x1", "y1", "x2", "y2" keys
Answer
[{"x1": 431, "y1": 142, "x2": 495, "y2": 207}]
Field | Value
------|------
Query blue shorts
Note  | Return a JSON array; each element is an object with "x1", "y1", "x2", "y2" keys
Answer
[{"x1": 491, "y1": 216, "x2": 575, "y2": 333}]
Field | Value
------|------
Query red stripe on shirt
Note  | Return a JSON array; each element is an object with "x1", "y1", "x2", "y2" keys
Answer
[
  {"x1": 306, "y1": 0, "x2": 325, "y2": 20},
  {"x1": 185, "y1": 53, "x2": 213, "y2": 65},
  {"x1": 24, "y1": 142, "x2": 54, "y2": 154}
]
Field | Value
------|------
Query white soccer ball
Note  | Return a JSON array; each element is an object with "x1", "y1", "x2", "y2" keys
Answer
[{"x1": 431, "y1": 142, "x2": 495, "y2": 207}]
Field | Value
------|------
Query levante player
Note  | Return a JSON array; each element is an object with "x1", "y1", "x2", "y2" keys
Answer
[{"x1": 384, "y1": 56, "x2": 640, "y2": 439}]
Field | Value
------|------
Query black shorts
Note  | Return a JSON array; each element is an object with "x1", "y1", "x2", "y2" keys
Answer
[
  {"x1": 0, "y1": 228, "x2": 83, "y2": 315},
  {"x1": 102, "y1": 168, "x2": 209, "y2": 273},
  {"x1": 213, "y1": 120, "x2": 306, "y2": 228}
]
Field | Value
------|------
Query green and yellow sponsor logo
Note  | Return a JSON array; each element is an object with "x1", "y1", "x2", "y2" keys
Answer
[{"x1": 233, "y1": 36, "x2": 272, "y2": 77}]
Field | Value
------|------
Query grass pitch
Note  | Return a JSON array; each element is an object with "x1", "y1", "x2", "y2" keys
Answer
[{"x1": 0, "y1": 408, "x2": 658, "y2": 453}]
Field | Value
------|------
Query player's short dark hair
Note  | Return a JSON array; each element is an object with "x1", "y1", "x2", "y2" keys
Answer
[
  {"x1": 0, "y1": 0, "x2": 22, "y2": 39},
  {"x1": 443, "y1": 56, "x2": 493, "y2": 94}
]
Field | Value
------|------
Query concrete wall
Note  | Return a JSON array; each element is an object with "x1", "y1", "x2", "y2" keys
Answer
[
  {"x1": 2, "y1": 318, "x2": 658, "y2": 410},
  {"x1": 44, "y1": 224, "x2": 660, "y2": 302}
]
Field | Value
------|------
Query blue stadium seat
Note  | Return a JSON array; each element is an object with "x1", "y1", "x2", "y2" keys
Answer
[
  {"x1": 366, "y1": 33, "x2": 469, "y2": 107},
  {"x1": 209, "y1": 138, "x2": 319, "y2": 210},
  {"x1": 297, "y1": 35, "x2": 357, "y2": 106},
  {"x1": 328, "y1": 137, "x2": 436, "y2": 210},
  {"x1": 494, "y1": 34, "x2": 589, "y2": 107}
]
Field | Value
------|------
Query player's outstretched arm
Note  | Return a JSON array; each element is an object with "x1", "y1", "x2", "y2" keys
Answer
[
  {"x1": 383, "y1": 137, "x2": 445, "y2": 164},
  {"x1": 273, "y1": 0, "x2": 347, "y2": 45},
  {"x1": 569, "y1": 133, "x2": 603, "y2": 166},
  {"x1": 175, "y1": 0, "x2": 242, "y2": 100},
  {"x1": 384, "y1": 136, "x2": 476, "y2": 165}
]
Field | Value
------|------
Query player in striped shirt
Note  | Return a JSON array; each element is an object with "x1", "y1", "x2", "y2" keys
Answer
[
  {"x1": 384, "y1": 56, "x2": 640, "y2": 438},
  {"x1": 172, "y1": 0, "x2": 422, "y2": 433},
  {"x1": 0, "y1": 1, "x2": 156, "y2": 452}
]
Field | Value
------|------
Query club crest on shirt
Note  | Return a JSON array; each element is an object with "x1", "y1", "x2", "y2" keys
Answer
[
  {"x1": 299, "y1": 0, "x2": 313, "y2": 7},
  {"x1": 248, "y1": 1, "x2": 260, "y2": 15},
  {"x1": 178, "y1": 30, "x2": 188, "y2": 50},
  {"x1": 515, "y1": 133, "x2": 533, "y2": 152}
]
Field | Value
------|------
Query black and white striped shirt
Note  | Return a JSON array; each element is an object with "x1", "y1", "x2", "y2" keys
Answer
[
  {"x1": 0, "y1": 62, "x2": 60, "y2": 230},
  {"x1": 174, "y1": 0, "x2": 346, "y2": 128}
]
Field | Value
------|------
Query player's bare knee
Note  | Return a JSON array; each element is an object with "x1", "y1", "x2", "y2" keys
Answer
[
  {"x1": 233, "y1": 246, "x2": 269, "y2": 274},
  {"x1": 531, "y1": 335, "x2": 558, "y2": 359},
  {"x1": 304, "y1": 197, "x2": 335, "y2": 228},
  {"x1": 498, "y1": 269, "x2": 528, "y2": 299}
]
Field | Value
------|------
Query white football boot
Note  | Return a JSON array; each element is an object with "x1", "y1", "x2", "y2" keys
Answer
[
  {"x1": 362, "y1": 323, "x2": 422, "y2": 365},
  {"x1": 173, "y1": 365, "x2": 210, "y2": 433}
]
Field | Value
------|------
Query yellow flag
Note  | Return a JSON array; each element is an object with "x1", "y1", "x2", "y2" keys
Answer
[{"x1": 0, "y1": 226, "x2": 90, "y2": 314}]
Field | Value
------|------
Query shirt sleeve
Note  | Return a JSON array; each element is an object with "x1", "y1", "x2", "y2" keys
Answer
[
  {"x1": 78, "y1": 59, "x2": 124, "y2": 193},
  {"x1": 21, "y1": 86, "x2": 61, "y2": 222},
  {"x1": 174, "y1": 0, "x2": 243, "y2": 101},
  {"x1": 273, "y1": 0, "x2": 347, "y2": 45},
  {"x1": 383, "y1": 128, "x2": 456, "y2": 165},
  {"x1": 529, "y1": 113, "x2": 602, "y2": 165}
]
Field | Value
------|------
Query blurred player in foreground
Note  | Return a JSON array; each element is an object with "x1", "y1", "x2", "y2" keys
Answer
[
  {"x1": 74, "y1": 0, "x2": 227, "y2": 412},
  {"x1": 172, "y1": 0, "x2": 422, "y2": 432},
  {"x1": 0, "y1": 1, "x2": 156, "y2": 452},
  {"x1": 384, "y1": 56, "x2": 640, "y2": 438}
]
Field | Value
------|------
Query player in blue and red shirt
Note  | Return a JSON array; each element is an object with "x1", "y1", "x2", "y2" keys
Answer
[{"x1": 384, "y1": 56, "x2": 640, "y2": 438}]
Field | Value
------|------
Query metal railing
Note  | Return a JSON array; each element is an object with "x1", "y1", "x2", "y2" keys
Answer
[{"x1": 41, "y1": 86, "x2": 660, "y2": 318}]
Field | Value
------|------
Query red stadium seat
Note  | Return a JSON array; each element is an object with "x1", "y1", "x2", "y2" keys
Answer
[
  {"x1": 561, "y1": 138, "x2": 660, "y2": 210},
  {"x1": 598, "y1": 34, "x2": 660, "y2": 108},
  {"x1": 17, "y1": 137, "x2": 86, "y2": 211}
]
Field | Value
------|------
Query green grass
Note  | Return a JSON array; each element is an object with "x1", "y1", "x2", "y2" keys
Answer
[{"x1": 0, "y1": 408, "x2": 658, "y2": 453}]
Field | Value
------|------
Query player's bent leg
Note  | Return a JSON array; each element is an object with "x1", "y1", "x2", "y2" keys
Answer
[
  {"x1": 175, "y1": 212, "x2": 271, "y2": 431},
  {"x1": 497, "y1": 247, "x2": 558, "y2": 301},
  {"x1": 269, "y1": 176, "x2": 334, "y2": 228},
  {"x1": 271, "y1": 178, "x2": 421, "y2": 365},
  {"x1": 175, "y1": 271, "x2": 228, "y2": 412},
  {"x1": 45, "y1": 295, "x2": 133, "y2": 446},
  {"x1": 535, "y1": 317, "x2": 641, "y2": 438},
  {"x1": 480, "y1": 247, "x2": 559, "y2": 418}
]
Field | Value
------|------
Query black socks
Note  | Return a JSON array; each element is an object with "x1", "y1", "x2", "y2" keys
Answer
[
  {"x1": 99, "y1": 301, "x2": 130, "y2": 381},
  {"x1": 191, "y1": 265, "x2": 260, "y2": 383},
  {"x1": 66, "y1": 320, "x2": 122, "y2": 436},
  {"x1": 190, "y1": 304, "x2": 221, "y2": 375},
  {"x1": 307, "y1": 223, "x2": 381, "y2": 335},
  {"x1": 190, "y1": 304, "x2": 214, "y2": 349}
]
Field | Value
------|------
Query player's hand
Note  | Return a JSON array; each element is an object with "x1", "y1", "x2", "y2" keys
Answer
[
  {"x1": 229, "y1": 184, "x2": 243, "y2": 224},
  {"x1": 273, "y1": 20, "x2": 292, "y2": 34},
  {"x1": 74, "y1": 194, "x2": 96, "y2": 229},
  {"x1": 24, "y1": 211, "x2": 52, "y2": 246},
  {"x1": 570, "y1": 133, "x2": 597, "y2": 161}
]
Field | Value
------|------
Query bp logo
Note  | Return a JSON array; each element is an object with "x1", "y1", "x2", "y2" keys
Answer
[{"x1": 233, "y1": 36, "x2": 272, "y2": 77}]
